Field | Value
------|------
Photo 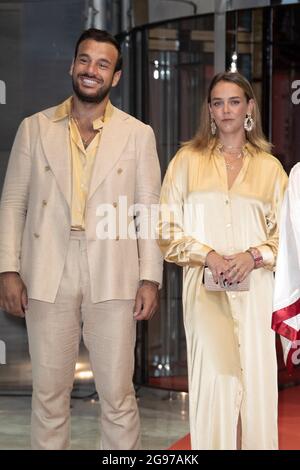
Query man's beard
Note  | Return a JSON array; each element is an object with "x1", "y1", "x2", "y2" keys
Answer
[{"x1": 72, "y1": 75, "x2": 112, "y2": 103}]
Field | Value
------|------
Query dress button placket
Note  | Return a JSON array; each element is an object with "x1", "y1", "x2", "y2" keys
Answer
[
  {"x1": 226, "y1": 193, "x2": 242, "y2": 375},
  {"x1": 225, "y1": 194, "x2": 234, "y2": 255}
]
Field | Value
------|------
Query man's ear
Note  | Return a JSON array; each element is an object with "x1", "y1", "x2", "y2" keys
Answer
[
  {"x1": 112, "y1": 70, "x2": 122, "y2": 88},
  {"x1": 69, "y1": 59, "x2": 74, "y2": 76}
]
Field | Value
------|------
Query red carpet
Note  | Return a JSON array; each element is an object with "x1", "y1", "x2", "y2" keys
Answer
[
  {"x1": 169, "y1": 386, "x2": 300, "y2": 450},
  {"x1": 169, "y1": 433, "x2": 191, "y2": 450},
  {"x1": 278, "y1": 386, "x2": 300, "y2": 449}
]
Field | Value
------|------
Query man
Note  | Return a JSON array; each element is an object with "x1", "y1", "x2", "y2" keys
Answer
[{"x1": 0, "y1": 29, "x2": 162, "y2": 450}]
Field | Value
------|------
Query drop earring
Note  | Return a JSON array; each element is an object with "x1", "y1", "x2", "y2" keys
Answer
[
  {"x1": 211, "y1": 118, "x2": 217, "y2": 136},
  {"x1": 244, "y1": 114, "x2": 254, "y2": 132}
]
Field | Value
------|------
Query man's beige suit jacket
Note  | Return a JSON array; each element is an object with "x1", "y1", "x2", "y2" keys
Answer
[{"x1": 0, "y1": 101, "x2": 163, "y2": 302}]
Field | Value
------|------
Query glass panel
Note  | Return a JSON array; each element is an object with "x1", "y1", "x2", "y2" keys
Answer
[
  {"x1": 226, "y1": 4, "x2": 300, "y2": 387},
  {"x1": 272, "y1": 3, "x2": 300, "y2": 173},
  {"x1": 0, "y1": 0, "x2": 95, "y2": 392},
  {"x1": 226, "y1": 9, "x2": 264, "y2": 111},
  {"x1": 128, "y1": 15, "x2": 214, "y2": 390},
  {"x1": 271, "y1": 3, "x2": 300, "y2": 387}
]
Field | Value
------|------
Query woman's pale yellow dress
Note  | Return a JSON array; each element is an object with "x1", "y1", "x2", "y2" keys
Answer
[{"x1": 158, "y1": 143, "x2": 288, "y2": 449}]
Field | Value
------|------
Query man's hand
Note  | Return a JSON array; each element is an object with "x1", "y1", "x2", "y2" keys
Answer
[
  {"x1": 0, "y1": 272, "x2": 28, "y2": 318},
  {"x1": 133, "y1": 280, "x2": 159, "y2": 321},
  {"x1": 223, "y1": 252, "x2": 255, "y2": 284},
  {"x1": 206, "y1": 251, "x2": 230, "y2": 284}
]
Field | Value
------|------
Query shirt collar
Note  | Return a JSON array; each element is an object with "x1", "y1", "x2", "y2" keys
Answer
[{"x1": 52, "y1": 96, "x2": 114, "y2": 128}]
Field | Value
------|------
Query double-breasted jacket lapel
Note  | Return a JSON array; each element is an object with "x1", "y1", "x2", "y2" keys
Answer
[
  {"x1": 39, "y1": 112, "x2": 72, "y2": 207},
  {"x1": 88, "y1": 106, "x2": 131, "y2": 200},
  {"x1": 38, "y1": 103, "x2": 132, "y2": 207}
]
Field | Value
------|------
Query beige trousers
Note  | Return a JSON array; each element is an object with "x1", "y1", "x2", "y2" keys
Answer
[{"x1": 25, "y1": 231, "x2": 140, "y2": 450}]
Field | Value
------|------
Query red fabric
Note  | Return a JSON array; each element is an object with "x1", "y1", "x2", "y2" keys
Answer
[{"x1": 272, "y1": 297, "x2": 300, "y2": 341}]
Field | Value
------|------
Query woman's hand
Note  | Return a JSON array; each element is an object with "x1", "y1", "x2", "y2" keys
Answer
[
  {"x1": 205, "y1": 251, "x2": 230, "y2": 284},
  {"x1": 223, "y1": 252, "x2": 255, "y2": 284}
]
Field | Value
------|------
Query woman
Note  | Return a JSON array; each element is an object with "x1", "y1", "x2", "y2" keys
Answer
[{"x1": 158, "y1": 72, "x2": 288, "y2": 450}]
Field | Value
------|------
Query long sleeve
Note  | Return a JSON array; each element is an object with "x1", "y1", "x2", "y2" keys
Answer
[
  {"x1": 254, "y1": 165, "x2": 288, "y2": 270},
  {"x1": 157, "y1": 154, "x2": 213, "y2": 267},
  {"x1": 135, "y1": 125, "x2": 163, "y2": 285},
  {"x1": 0, "y1": 118, "x2": 32, "y2": 273}
]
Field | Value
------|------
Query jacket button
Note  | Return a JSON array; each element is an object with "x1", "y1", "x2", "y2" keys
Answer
[
  {"x1": 117, "y1": 168, "x2": 123, "y2": 174},
  {"x1": 42, "y1": 200, "x2": 47, "y2": 206},
  {"x1": 45, "y1": 165, "x2": 50, "y2": 171},
  {"x1": 115, "y1": 235, "x2": 120, "y2": 241},
  {"x1": 113, "y1": 202, "x2": 118, "y2": 208},
  {"x1": 34, "y1": 233, "x2": 40, "y2": 238}
]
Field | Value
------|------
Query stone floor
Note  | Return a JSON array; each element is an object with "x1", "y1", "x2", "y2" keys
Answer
[{"x1": 0, "y1": 387, "x2": 189, "y2": 450}]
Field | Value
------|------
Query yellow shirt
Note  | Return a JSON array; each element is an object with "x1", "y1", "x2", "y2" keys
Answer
[{"x1": 53, "y1": 97, "x2": 113, "y2": 230}]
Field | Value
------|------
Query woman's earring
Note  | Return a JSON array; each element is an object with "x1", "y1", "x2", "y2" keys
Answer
[
  {"x1": 211, "y1": 118, "x2": 217, "y2": 135},
  {"x1": 244, "y1": 114, "x2": 254, "y2": 132}
]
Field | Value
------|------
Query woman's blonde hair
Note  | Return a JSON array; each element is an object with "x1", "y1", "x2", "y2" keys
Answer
[{"x1": 187, "y1": 71, "x2": 272, "y2": 154}]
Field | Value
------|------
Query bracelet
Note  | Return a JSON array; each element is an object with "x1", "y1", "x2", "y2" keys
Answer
[{"x1": 246, "y1": 247, "x2": 264, "y2": 269}]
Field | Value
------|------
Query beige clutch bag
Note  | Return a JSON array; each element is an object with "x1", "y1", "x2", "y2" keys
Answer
[{"x1": 204, "y1": 267, "x2": 250, "y2": 292}]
